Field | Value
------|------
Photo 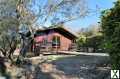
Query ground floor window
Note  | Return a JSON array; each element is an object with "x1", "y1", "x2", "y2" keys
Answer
[{"x1": 52, "y1": 36, "x2": 60, "y2": 47}]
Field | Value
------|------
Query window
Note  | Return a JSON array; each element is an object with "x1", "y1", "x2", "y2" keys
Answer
[
  {"x1": 43, "y1": 38, "x2": 47, "y2": 45},
  {"x1": 52, "y1": 36, "x2": 60, "y2": 47}
]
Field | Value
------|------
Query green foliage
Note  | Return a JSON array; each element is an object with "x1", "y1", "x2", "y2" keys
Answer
[
  {"x1": 76, "y1": 34, "x2": 104, "y2": 52},
  {"x1": 86, "y1": 35, "x2": 104, "y2": 52},
  {"x1": 76, "y1": 35, "x2": 86, "y2": 47},
  {"x1": 77, "y1": 25, "x2": 103, "y2": 52},
  {"x1": 101, "y1": 0, "x2": 120, "y2": 69},
  {"x1": 0, "y1": 19, "x2": 19, "y2": 57},
  {"x1": 0, "y1": 0, "x2": 20, "y2": 62}
]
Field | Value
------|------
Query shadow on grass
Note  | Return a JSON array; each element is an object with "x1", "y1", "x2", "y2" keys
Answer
[
  {"x1": 6, "y1": 54, "x2": 110, "y2": 79},
  {"x1": 50, "y1": 55, "x2": 110, "y2": 79},
  {"x1": 18, "y1": 59, "x2": 54, "y2": 79},
  {"x1": 0, "y1": 56, "x2": 11, "y2": 79}
]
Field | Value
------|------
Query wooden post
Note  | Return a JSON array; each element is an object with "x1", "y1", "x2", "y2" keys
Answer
[{"x1": 55, "y1": 36, "x2": 58, "y2": 53}]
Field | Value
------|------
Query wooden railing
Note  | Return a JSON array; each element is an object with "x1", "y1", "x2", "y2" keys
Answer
[{"x1": 69, "y1": 43, "x2": 77, "y2": 51}]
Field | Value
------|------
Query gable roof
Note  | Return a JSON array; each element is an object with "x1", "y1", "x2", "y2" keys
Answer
[{"x1": 35, "y1": 26, "x2": 77, "y2": 40}]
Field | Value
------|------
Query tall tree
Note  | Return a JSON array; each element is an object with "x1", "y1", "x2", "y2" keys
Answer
[
  {"x1": 101, "y1": 0, "x2": 120, "y2": 69},
  {"x1": 0, "y1": 0, "x2": 20, "y2": 61},
  {"x1": 0, "y1": 0, "x2": 88, "y2": 60}
]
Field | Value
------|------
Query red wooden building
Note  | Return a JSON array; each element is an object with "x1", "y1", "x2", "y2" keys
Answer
[{"x1": 33, "y1": 27, "x2": 77, "y2": 54}]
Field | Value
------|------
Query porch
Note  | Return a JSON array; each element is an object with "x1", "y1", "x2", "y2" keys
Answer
[{"x1": 33, "y1": 42, "x2": 77, "y2": 56}]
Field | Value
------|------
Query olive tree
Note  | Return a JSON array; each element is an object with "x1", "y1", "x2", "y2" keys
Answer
[{"x1": 0, "y1": 0, "x2": 89, "y2": 61}]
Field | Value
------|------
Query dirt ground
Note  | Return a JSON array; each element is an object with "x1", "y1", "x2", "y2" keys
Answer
[{"x1": 4, "y1": 53, "x2": 110, "y2": 79}]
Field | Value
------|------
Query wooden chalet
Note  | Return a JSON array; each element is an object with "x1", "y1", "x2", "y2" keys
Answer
[{"x1": 33, "y1": 27, "x2": 77, "y2": 55}]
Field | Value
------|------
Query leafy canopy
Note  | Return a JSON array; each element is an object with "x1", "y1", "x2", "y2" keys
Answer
[{"x1": 101, "y1": 0, "x2": 120, "y2": 69}]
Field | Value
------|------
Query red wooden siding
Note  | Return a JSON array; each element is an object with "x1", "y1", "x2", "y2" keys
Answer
[{"x1": 34, "y1": 31, "x2": 72, "y2": 51}]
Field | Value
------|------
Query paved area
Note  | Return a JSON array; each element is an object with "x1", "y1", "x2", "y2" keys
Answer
[
  {"x1": 58, "y1": 51, "x2": 109, "y2": 56},
  {"x1": 6, "y1": 52, "x2": 110, "y2": 79}
]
